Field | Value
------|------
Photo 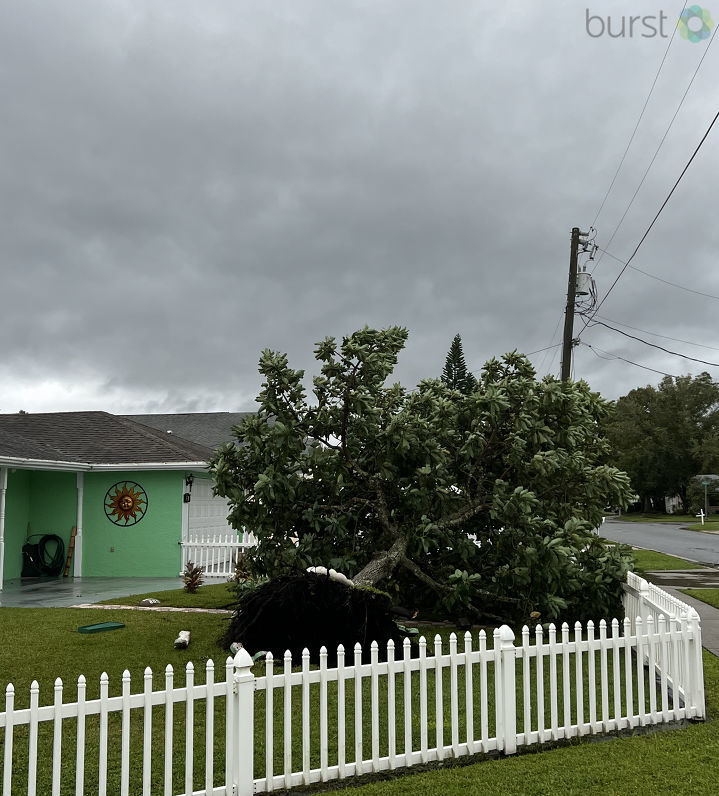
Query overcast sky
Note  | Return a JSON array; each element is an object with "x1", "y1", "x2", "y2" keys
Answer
[{"x1": 1, "y1": 0, "x2": 718, "y2": 414}]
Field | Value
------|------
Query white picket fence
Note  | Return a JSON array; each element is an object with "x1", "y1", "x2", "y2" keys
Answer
[
  {"x1": 0, "y1": 575, "x2": 706, "y2": 796},
  {"x1": 179, "y1": 532, "x2": 257, "y2": 579},
  {"x1": 623, "y1": 571, "x2": 705, "y2": 717},
  {"x1": 624, "y1": 570, "x2": 696, "y2": 631}
]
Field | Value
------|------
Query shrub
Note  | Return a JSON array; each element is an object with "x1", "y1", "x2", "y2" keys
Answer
[{"x1": 183, "y1": 561, "x2": 204, "y2": 594}]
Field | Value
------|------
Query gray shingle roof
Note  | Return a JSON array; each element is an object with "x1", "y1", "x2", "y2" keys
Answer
[
  {"x1": 124, "y1": 412, "x2": 252, "y2": 451},
  {"x1": 0, "y1": 412, "x2": 212, "y2": 464},
  {"x1": 0, "y1": 427, "x2": 69, "y2": 461}
]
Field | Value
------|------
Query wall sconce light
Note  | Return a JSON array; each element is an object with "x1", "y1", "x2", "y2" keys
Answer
[{"x1": 185, "y1": 473, "x2": 194, "y2": 491}]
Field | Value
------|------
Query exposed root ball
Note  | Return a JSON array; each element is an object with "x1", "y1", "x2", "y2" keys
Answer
[{"x1": 223, "y1": 573, "x2": 408, "y2": 663}]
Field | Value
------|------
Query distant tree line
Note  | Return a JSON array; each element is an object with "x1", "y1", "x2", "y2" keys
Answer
[{"x1": 605, "y1": 372, "x2": 719, "y2": 513}]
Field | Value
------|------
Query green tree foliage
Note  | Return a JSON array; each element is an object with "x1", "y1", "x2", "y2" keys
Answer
[
  {"x1": 685, "y1": 476, "x2": 719, "y2": 516},
  {"x1": 441, "y1": 333, "x2": 477, "y2": 394},
  {"x1": 606, "y1": 373, "x2": 719, "y2": 512},
  {"x1": 210, "y1": 327, "x2": 633, "y2": 624}
]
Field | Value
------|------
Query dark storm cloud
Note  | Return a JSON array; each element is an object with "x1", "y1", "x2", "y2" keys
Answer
[{"x1": 1, "y1": 0, "x2": 717, "y2": 412}]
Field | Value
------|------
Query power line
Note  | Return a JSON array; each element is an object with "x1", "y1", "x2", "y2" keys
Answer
[
  {"x1": 592, "y1": 20, "x2": 718, "y2": 274},
  {"x1": 586, "y1": 345, "x2": 616, "y2": 362},
  {"x1": 579, "y1": 105, "x2": 719, "y2": 334},
  {"x1": 596, "y1": 246, "x2": 719, "y2": 301},
  {"x1": 594, "y1": 314, "x2": 719, "y2": 352},
  {"x1": 471, "y1": 341, "x2": 563, "y2": 379},
  {"x1": 537, "y1": 313, "x2": 564, "y2": 373},
  {"x1": 547, "y1": 331, "x2": 564, "y2": 376},
  {"x1": 526, "y1": 342, "x2": 562, "y2": 357},
  {"x1": 629, "y1": 264, "x2": 719, "y2": 300},
  {"x1": 469, "y1": 342, "x2": 562, "y2": 379},
  {"x1": 586, "y1": 318, "x2": 719, "y2": 367},
  {"x1": 580, "y1": 341, "x2": 678, "y2": 378},
  {"x1": 591, "y1": 0, "x2": 687, "y2": 229}
]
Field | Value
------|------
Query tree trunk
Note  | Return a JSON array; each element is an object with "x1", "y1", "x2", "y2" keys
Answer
[{"x1": 353, "y1": 534, "x2": 408, "y2": 586}]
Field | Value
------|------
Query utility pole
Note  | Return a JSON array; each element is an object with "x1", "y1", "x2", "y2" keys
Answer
[{"x1": 560, "y1": 227, "x2": 587, "y2": 381}]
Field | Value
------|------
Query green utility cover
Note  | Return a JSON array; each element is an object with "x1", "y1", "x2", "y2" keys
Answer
[{"x1": 78, "y1": 621, "x2": 126, "y2": 634}]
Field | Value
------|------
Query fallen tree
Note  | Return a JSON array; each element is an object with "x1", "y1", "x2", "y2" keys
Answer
[{"x1": 210, "y1": 327, "x2": 633, "y2": 624}]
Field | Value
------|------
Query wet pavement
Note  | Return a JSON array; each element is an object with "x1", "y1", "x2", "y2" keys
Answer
[
  {"x1": 602, "y1": 517, "x2": 719, "y2": 565},
  {"x1": 644, "y1": 568, "x2": 719, "y2": 589},
  {"x1": 0, "y1": 576, "x2": 183, "y2": 608}
]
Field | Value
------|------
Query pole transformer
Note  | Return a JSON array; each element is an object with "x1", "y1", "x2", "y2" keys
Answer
[{"x1": 560, "y1": 227, "x2": 586, "y2": 382}]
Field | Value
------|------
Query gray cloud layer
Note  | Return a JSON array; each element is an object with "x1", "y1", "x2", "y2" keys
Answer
[{"x1": 1, "y1": 1, "x2": 717, "y2": 412}]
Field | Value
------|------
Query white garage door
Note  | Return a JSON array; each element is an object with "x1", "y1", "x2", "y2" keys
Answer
[{"x1": 187, "y1": 478, "x2": 236, "y2": 537}]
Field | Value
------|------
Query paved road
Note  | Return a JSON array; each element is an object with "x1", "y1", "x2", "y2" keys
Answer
[{"x1": 601, "y1": 518, "x2": 719, "y2": 566}]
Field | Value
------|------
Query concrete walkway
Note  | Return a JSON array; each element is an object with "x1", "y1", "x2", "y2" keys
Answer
[
  {"x1": 0, "y1": 576, "x2": 182, "y2": 607},
  {"x1": 72, "y1": 602, "x2": 232, "y2": 614}
]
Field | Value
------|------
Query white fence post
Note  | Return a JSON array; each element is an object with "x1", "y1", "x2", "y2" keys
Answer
[
  {"x1": 638, "y1": 576, "x2": 650, "y2": 628},
  {"x1": 498, "y1": 625, "x2": 517, "y2": 755},
  {"x1": 688, "y1": 609, "x2": 705, "y2": 718},
  {"x1": 231, "y1": 647, "x2": 255, "y2": 796}
]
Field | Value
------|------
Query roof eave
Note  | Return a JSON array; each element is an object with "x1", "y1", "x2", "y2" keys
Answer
[
  {"x1": 92, "y1": 462, "x2": 209, "y2": 472},
  {"x1": 0, "y1": 456, "x2": 208, "y2": 472}
]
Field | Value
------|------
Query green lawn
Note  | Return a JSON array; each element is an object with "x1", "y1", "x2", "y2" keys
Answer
[
  {"x1": 0, "y1": 602, "x2": 711, "y2": 795},
  {"x1": 631, "y1": 549, "x2": 703, "y2": 571},
  {"x1": 619, "y1": 513, "x2": 719, "y2": 524},
  {"x1": 681, "y1": 589, "x2": 719, "y2": 610},
  {"x1": 324, "y1": 649, "x2": 718, "y2": 795},
  {"x1": 0, "y1": 607, "x2": 231, "y2": 700},
  {"x1": 0, "y1": 607, "x2": 232, "y2": 795},
  {"x1": 685, "y1": 522, "x2": 719, "y2": 533},
  {"x1": 98, "y1": 581, "x2": 237, "y2": 609}
]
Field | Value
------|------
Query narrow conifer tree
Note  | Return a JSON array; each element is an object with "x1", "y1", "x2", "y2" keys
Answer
[{"x1": 441, "y1": 334, "x2": 476, "y2": 393}]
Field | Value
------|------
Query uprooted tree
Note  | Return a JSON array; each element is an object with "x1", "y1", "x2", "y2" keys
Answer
[{"x1": 210, "y1": 327, "x2": 634, "y2": 625}]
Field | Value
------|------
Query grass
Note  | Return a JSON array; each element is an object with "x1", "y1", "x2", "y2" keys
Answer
[
  {"x1": 630, "y1": 549, "x2": 704, "y2": 571},
  {"x1": 618, "y1": 513, "x2": 719, "y2": 524},
  {"x1": 0, "y1": 607, "x2": 231, "y2": 700},
  {"x1": 681, "y1": 589, "x2": 719, "y2": 610},
  {"x1": 685, "y1": 522, "x2": 719, "y2": 533},
  {"x1": 97, "y1": 581, "x2": 237, "y2": 609},
  {"x1": 323, "y1": 649, "x2": 719, "y2": 796},
  {"x1": 0, "y1": 603, "x2": 709, "y2": 795},
  {"x1": 0, "y1": 607, "x2": 232, "y2": 795},
  {"x1": 2, "y1": 560, "x2": 716, "y2": 795}
]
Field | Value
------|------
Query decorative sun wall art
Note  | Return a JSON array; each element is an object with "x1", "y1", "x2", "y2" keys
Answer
[{"x1": 104, "y1": 481, "x2": 148, "y2": 526}]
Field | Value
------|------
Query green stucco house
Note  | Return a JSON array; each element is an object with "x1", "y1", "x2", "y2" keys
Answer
[{"x1": 0, "y1": 411, "x2": 249, "y2": 590}]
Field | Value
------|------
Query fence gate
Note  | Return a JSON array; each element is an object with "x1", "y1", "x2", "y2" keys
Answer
[{"x1": 180, "y1": 532, "x2": 257, "y2": 579}]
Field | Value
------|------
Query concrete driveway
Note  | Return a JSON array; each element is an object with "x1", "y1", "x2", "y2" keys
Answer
[{"x1": 0, "y1": 576, "x2": 182, "y2": 608}]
